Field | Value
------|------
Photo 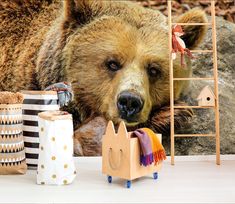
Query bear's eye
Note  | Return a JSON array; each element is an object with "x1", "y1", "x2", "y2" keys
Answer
[
  {"x1": 147, "y1": 64, "x2": 162, "y2": 79},
  {"x1": 105, "y1": 59, "x2": 121, "y2": 72}
]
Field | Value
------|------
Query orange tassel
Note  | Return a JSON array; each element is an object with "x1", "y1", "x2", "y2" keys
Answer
[{"x1": 141, "y1": 128, "x2": 166, "y2": 165}]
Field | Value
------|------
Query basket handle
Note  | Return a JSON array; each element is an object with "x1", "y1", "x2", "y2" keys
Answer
[{"x1": 108, "y1": 148, "x2": 123, "y2": 170}]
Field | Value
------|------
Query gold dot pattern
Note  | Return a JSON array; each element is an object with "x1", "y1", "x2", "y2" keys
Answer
[{"x1": 37, "y1": 121, "x2": 76, "y2": 185}]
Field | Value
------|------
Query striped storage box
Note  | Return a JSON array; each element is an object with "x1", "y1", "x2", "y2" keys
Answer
[
  {"x1": 21, "y1": 91, "x2": 60, "y2": 168},
  {"x1": 0, "y1": 92, "x2": 27, "y2": 175}
]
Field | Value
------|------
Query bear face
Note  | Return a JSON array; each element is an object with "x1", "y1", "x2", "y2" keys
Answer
[
  {"x1": 62, "y1": 1, "x2": 207, "y2": 127},
  {"x1": 64, "y1": 16, "x2": 169, "y2": 126}
]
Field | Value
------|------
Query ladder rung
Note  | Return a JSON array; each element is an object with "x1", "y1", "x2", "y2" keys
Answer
[
  {"x1": 174, "y1": 134, "x2": 216, "y2": 137},
  {"x1": 174, "y1": 106, "x2": 214, "y2": 109},
  {"x1": 172, "y1": 23, "x2": 211, "y2": 26},
  {"x1": 173, "y1": 77, "x2": 214, "y2": 81},
  {"x1": 190, "y1": 50, "x2": 213, "y2": 53}
]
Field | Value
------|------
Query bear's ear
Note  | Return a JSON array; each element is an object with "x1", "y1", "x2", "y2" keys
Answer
[
  {"x1": 63, "y1": 0, "x2": 105, "y2": 24},
  {"x1": 176, "y1": 9, "x2": 208, "y2": 49}
]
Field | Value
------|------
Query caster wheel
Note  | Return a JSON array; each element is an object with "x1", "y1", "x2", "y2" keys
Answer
[
  {"x1": 107, "y1": 175, "x2": 112, "y2": 183},
  {"x1": 126, "y1": 180, "x2": 131, "y2": 188},
  {"x1": 153, "y1": 172, "x2": 158, "y2": 180}
]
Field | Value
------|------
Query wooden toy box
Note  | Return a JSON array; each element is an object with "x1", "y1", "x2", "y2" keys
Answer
[{"x1": 102, "y1": 121, "x2": 162, "y2": 188}]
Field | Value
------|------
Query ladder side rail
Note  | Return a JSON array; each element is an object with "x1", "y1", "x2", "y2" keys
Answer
[
  {"x1": 168, "y1": 0, "x2": 175, "y2": 165},
  {"x1": 211, "y1": 0, "x2": 221, "y2": 165}
]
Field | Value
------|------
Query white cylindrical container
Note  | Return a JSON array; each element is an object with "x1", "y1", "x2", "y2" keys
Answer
[{"x1": 37, "y1": 111, "x2": 76, "y2": 185}]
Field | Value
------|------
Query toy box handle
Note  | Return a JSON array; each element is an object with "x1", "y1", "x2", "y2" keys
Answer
[{"x1": 108, "y1": 148, "x2": 123, "y2": 170}]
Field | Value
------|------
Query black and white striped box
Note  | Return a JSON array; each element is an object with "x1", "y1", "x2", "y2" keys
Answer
[{"x1": 21, "y1": 91, "x2": 60, "y2": 169}]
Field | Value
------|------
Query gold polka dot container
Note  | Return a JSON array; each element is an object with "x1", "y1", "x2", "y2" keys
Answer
[{"x1": 37, "y1": 111, "x2": 76, "y2": 185}]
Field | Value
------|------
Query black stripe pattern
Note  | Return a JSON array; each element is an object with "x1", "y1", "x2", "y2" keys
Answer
[
  {"x1": 23, "y1": 109, "x2": 45, "y2": 116},
  {"x1": 24, "y1": 142, "x2": 39, "y2": 148},
  {"x1": 23, "y1": 99, "x2": 58, "y2": 105},
  {"x1": 22, "y1": 94, "x2": 59, "y2": 168},
  {"x1": 27, "y1": 163, "x2": 38, "y2": 168},
  {"x1": 23, "y1": 131, "x2": 39, "y2": 137},
  {"x1": 25, "y1": 153, "x2": 39, "y2": 159},
  {"x1": 23, "y1": 120, "x2": 38, "y2": 126}
]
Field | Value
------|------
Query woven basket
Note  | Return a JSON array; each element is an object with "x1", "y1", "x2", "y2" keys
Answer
[{"x1": 0, "y1": 92, "x2": 27, "y2": 174}]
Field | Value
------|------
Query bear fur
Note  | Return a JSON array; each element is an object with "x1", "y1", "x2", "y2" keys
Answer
[{"x1": 0, "y1": 0, "x2": 208, "y2": 155}]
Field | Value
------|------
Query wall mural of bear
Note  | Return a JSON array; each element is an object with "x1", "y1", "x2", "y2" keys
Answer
[{"x1": 0, "y1": 0, "x2": 208, "y2": 156}]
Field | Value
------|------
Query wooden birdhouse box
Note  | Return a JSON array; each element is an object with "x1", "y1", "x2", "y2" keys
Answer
[{"x1": 197, "y1": 86, "x2": 215, "y2": 107}]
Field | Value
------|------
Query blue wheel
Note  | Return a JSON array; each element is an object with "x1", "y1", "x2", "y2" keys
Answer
[
  {"x1": 126, "y1": 180, "x2": 131, "y2": 188},
  {"x1": 153, "y1": 172, "x2": 158, "y2": 180},
  {"x1": 107, "y1": 175, "x2": 112, "y2": 183}
]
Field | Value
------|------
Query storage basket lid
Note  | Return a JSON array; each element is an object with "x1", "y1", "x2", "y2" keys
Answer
[
  {"x1": 38, "y1": 111, "x2": 72, "y2": 121},
  {"x1": 21, "y1": 90, "x2": 57, "y2": 95},
  {"x1": 0, "y1": 92, "x2": 24, "y2": 104}
]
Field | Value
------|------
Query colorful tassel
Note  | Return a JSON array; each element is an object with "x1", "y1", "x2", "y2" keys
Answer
[{"x1": 132, "y1": 128, "x2": 166, "y2": 166}]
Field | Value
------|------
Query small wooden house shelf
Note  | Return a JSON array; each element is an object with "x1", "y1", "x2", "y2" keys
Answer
[
  {"x1": 102, "y1": 121, "x2": 162, "y2": 188},
  {"x1": 197, "y1": 86, "x2": 215, "y2": 107}
]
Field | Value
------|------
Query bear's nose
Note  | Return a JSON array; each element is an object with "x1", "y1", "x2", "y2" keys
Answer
[{"x1": 117, "y1": 91, "x2": 144, "y2": 122}]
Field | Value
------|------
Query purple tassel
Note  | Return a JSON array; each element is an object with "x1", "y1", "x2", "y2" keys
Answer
[{"x1": 140, "y1": 153, "x2": 156, "y2": 166}]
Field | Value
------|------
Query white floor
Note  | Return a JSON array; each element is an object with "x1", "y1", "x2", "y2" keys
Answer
[{"x1": 0, "y1": 156, "x2": 235, "y2": 204}]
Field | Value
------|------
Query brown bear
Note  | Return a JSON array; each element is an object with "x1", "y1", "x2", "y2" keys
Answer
[{"x1": 0, "y1": 0, "x2": 207, "y2": 155}]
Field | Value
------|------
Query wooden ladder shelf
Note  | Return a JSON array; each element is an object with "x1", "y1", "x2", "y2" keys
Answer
[{"x1": 168, "y1": 0, "x2": 220, "y2": 165}]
